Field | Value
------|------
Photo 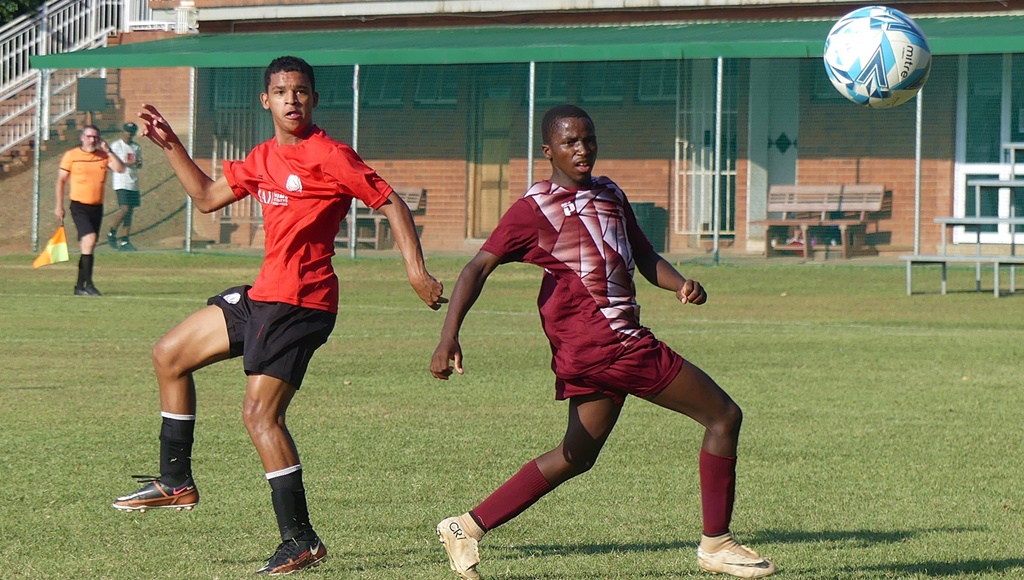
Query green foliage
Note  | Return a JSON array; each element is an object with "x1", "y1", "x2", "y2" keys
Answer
[
  {"x1": 2, "y1": 254, "x2": 1024, "y2": 578},
  {"x1": 0, "y1": 0, "x2": 42, "y2": 24}
]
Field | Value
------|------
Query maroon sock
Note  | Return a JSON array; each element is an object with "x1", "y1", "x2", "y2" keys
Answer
[
  {"x1": 471, "y1": 460, "x2": 553, "y2": 531},
  {"x1": 699, "y1": 449, "x2": 737, "y2": 536}
]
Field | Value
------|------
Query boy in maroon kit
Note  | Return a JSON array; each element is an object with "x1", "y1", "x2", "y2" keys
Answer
[
  {"x1": 430, "y1": 104, "x2": 774, "y2": 579},
  {"x1": 111, "y1": 56, "x2": 446, "y2": 575}
]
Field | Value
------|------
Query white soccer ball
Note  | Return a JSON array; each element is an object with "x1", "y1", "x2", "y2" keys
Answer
[{"x1": 823, "y1": 6, "x2": 931, "y2": 108}]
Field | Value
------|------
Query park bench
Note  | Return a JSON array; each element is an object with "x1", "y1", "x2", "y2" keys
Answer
[
  {"x1": 336, "y1": 186, "x2": 427, "y2": 250},
  {"x1": 756, "y1": 184, "x2": 888, "y2": 259}
]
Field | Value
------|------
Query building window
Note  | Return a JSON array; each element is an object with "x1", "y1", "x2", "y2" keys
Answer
[
  {"x1": 534, "y1": 62, "x2": 570, "y2": 104},
  {"x1": 637, "y1": 60, "x2": 679, "y2": 103},
  {"x1": 360, "y1": 65, "x2": 407, "y2": 107},
  {"x1": 414, "y1": 65, "x2": 458, "y2": 106},
  {"x1": 212, "y1": 68, "x2": 260, "y2": 110},
  {"x1": 316, "y1": 66, "x2": 354, "y2": 107},
  {"x1": 580, "y1": 61, "x2": 627, "y2": 103}
]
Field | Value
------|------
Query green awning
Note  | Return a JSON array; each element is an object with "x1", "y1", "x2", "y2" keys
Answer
[{"x1": 31, "y1": 15, "x2": 1024, "y2": 70}]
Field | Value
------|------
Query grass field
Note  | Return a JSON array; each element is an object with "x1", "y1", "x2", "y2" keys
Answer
[{"x1": 2, "y1": 252, "x2": 1024, "y2": 579}]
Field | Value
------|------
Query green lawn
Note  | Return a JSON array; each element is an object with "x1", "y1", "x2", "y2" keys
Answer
[{"x1": 1, "y1": 253, "x2": 1023, "y2": 578}]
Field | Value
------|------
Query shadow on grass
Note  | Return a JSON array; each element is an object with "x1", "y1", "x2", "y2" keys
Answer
[
  {"x1": 910, "y1": 288, "x2": 1024, "y2": 298},
  {"x1": 745, "y1": 527, "x2": 1024, "y2": 577},
  {"x1": 854, "y1": 558, "x2": 1024, "y2": 576},
  {"x1": 744, "y1": 526, "x2": 984, "y2": 546},
  {"x1": 295, "y1": 527, "x2": 1024, "y2": 578},
  {"x1": 232, "y1": 528, "x2": 1007, "y2": 577}
]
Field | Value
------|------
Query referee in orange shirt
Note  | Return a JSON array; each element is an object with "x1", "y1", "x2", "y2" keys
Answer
[{"x1": 54, "y1": 124, "x2": 125, "y2": 296}]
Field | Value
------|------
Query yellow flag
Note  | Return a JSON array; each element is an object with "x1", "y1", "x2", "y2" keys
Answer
[{"x1": 33, "y1": 226, "x2": 70, "y2": 268}]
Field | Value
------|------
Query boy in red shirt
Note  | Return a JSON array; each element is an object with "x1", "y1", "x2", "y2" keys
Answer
[
  {"x1": 112, "y1": 56, "x2": 446, "y2": 575},
  {"x1": 430, "y1": 104, "x2": 774, "y2": 579}
]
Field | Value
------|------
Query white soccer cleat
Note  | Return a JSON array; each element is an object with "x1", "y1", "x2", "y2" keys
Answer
[
  {"x1": 697, "y1": 533, "x2": 776, "y2": 578},
  {"x1": 436, "y1": 516, "x2": 481, "y2": 579}
]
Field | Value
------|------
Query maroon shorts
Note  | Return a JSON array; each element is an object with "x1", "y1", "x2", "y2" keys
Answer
[{"x1": 554, "y1": 334, "x2": 684, "y2": 406}]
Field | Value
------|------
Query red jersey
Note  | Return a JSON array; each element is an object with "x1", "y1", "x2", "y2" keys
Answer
[
  {"x1": 481, "y1": 177, "x2": 656, "y2": 379},
  {"x1": 223, "y1": 126, "x2": 392, "y2": 313}
]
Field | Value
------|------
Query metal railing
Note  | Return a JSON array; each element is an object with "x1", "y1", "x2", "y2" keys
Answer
[{"x1": 0, "y1": 0, "x2": 173, "y2": 157}]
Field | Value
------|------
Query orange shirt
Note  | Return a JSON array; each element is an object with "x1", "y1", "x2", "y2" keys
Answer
[{"x1": 59, "y1": 148, "x2": 110, "y2": 205}]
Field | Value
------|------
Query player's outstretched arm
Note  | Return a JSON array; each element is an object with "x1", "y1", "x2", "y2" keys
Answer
[
  {"x1": 430, "y1": 250, "x2": 501, "y2": 380},
  {"x1": 377, "y1": 193, "x2": 447, "y2": 310},
  {"x1": 137, "y1": 104, "x2": 235, "y2": 213},
  {"x1": 635, "y1": 250, "x2": 707, "y2": 306}
]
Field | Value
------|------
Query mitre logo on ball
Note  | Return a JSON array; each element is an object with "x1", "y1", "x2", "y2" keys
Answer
[{"x1": 823, "y1": 6, "x2": 931, "y2": 109}]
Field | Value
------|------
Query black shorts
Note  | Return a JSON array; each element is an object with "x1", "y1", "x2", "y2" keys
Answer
[
  {"x1": 207, "y1": 285, "x2": 336, "y2": 389},
  {"x1": 115, "y1": 189, "x2": 141, "y2": 208},
  {"x1": 70, "y1": 200, "x2": 103, "y2": 239}
]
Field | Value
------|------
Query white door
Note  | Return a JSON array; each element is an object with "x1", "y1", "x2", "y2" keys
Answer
[{"x1": 746, "y1": 60, "x2": 799, "y2": 251}]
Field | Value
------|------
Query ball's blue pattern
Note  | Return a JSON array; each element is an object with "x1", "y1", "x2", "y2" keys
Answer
[{"x1": 823, "y1": 6, "x2": 931, "y2": 108}]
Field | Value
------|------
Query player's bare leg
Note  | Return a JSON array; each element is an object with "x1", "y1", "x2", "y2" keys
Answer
[
  {"x1": 244, "y1": 375, "x2": 327, "y2": 575},
  {"x1": 648, "y1": 360, "x2": 776, "y2": 578},
  {"x1": 154, "y1": 305, "x2": 233, "y2": 414},
  {"x1": 535, "y1": 393, "x2": 621, "y2": 485},
  {"x1": 113, "y1": 306, "x2": 232, "y2": 513},
  {"x1": 242, "y1": 375, "x2": 300, "y2": 472}
]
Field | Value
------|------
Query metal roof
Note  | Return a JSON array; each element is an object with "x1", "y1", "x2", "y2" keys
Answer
[{"x1": 31, "y1": 15, "x2": 1024, "y2": 70}]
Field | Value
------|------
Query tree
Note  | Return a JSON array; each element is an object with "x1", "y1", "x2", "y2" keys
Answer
[{"x1": 0, "y1": 0, "x2": 43, "y2": 24}]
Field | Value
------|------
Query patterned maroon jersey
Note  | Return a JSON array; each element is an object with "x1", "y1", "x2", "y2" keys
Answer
[{"x1": 482, "y1": 177, "x2": 657, "y2": 379}]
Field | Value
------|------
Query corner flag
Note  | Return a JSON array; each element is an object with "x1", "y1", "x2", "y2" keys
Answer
[{"x1": 33, "y1": 226, "x2": 70, "y2": 268}]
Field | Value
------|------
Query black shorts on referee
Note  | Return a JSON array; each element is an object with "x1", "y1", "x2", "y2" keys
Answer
[
  {"x1": 70, "y1": 200, "x2": 103, "y2": 239},
  {"x1": 207, "y1": 285, "x2": 336, "y2": 389}
]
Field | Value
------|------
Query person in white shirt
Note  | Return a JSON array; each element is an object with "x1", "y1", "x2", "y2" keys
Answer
[{"x1": 106, "y1": 122, "x2": 144, "y2": 251}]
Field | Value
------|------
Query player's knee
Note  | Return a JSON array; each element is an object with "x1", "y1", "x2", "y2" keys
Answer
[
  {"x1": 241, "y1": 399, "x2": 279, "y2": 434},
  {"x1": 562, "y1": 448, "x2": 600, "y2": 476},
  {"x1": 712, "y1": 401, "x2": 743, "y2": 439},
  {"x1": 151, "y1": 336, "x2": 180, "y2": 375}
]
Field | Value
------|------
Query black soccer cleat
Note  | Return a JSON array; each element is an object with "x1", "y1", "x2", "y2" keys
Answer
[{"x1": 255, "y1": 536, "x2": 327, "y2": 575}]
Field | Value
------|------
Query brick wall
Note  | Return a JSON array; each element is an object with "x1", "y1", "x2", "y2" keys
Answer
[
  {"x1": 110, "y1": 32, "x2": 193, "y2": 130},
  {"x1": 105, "y1": 27, "x2": 960, "y2": 255}
]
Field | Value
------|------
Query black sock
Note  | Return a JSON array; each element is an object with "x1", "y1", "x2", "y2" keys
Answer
[
  {"x1": 76, "y1": 255, "x2": 89, "y2": 288},
  {"x1": 79, "y1": 254, "x2": 95, "y2": 288},
  {"x1": 269, "y1": 468, "x2": 315, "y2": 542},
  {"x1": 159, "y1": 414, "x2": 195, "y2": 486}
]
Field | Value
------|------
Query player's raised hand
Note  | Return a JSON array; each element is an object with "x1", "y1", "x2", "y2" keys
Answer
[
  {"x1": 137, "y1": 104, "x2": 180, "y2": 150},
  {"x1": 676, "y1": 278, "x2": 707, "y2": 305},
  {"x1": 430, "y1": 337, "x2": 463, "y2": 380}
]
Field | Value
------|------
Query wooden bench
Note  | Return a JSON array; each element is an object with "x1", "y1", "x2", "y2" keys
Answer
[
  {"x1": 901, "y1": 216, "x2": 1024, "y2": 297},
  {"x1": 755, "y1": 184, "x2": 887, "y2": 259},
  {"x1": 335, "y1": 187, "x2": 426, "y2": 250}
]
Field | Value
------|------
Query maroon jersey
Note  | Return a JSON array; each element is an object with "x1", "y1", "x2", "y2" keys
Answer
[{"x1": 482, "y1": 177, "x2": 657, "y2": 379}]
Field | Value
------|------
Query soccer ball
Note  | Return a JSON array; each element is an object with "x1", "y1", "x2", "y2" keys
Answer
[{"x1": 823, "y1": 6, "x2": 931, "y2": 108}]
